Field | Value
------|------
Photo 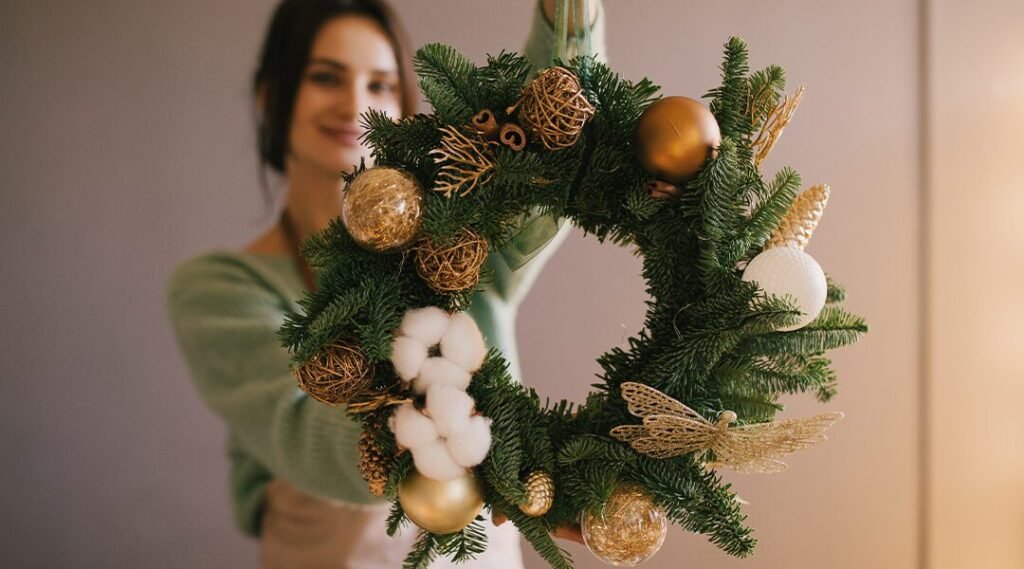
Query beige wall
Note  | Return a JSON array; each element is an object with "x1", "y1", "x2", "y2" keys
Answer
[
  {"x1": 927, "y1": 1, "x2": 1024, "y2": 568},
  {"x1": 1, "y1": 0, "x2": 1018, "y2": 567}
]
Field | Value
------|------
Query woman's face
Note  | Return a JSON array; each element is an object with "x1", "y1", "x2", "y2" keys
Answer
[{"x1": 288, "y1": 15, "x2": 401, "y2": 175}]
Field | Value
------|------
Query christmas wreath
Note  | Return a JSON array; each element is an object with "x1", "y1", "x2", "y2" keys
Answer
[{"x1": 279, "y1": 35, "x2": 867, "y2": 568}]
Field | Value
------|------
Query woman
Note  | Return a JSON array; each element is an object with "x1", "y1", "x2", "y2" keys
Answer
[{"x1": 167, "y1": 0, "x2": 605, "y2": 567}]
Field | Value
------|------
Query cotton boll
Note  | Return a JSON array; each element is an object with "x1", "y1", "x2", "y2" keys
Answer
[
  {"x1": 414, "y1": 357, "x2": 472, "y2": 393},
  {"x1": 426, "y1": 384, "x2": 474, "y2": 437},
  {"x1": 391, "y1": 335, "x2": 428, "y2": 381},
  {"x1": 412, "y1": 439, "x2": 467, "y2": 481},
  {"x1": 446, "y1": 415, "x2": 492, "y2": 467},
  {"x1": 390, "y1": 403, "x2": 439, "y2": 450},
  {"x1": 440, "y1": 312, "x2": 487, "y2": 372},
  {"x1": 399, "y1": 307, "x2": 451, "y2": 346}
]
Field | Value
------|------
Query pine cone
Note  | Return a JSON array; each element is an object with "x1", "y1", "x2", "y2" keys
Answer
[{"x1": 357, "y1": 429, "x2": 391, "y2": 497}]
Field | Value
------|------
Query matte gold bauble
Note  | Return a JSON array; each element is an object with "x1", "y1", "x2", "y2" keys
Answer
[
  {"x1": 398, "y1": 469, "x2": 484, "y2": 534},
  {"x1": 581, "y1": 484, "x2": 668, "y2": 567},
  {"x1": 634, "y1": 96, "x2": 721, "y2": 184},
  {"x1": 341, "y1": 167, "x2": 424, "y2": 251},
  {"x1": 518, "y1": 470, "x2": 555, "y2": 517}
]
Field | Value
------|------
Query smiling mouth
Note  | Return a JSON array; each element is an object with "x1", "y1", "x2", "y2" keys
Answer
[{"x1": 320, "y1": 126, "x2": 362, "y2": 147}]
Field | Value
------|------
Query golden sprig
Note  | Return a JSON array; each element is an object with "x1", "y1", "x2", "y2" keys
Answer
[
  {"x1": 751, "y1": 84, "x2": 806, "y2": 168},
  {"x1": 429, "y1": 125, "x2": 496, "y2": 198}
]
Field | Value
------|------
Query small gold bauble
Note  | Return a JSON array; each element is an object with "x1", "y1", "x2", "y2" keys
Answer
[
  {"x1": 518, "y1": 470, "x2": 555, "y2": 517},
  {"x1": 398, "y1": 469, "x2": 484, "y2": 534},
  {"x1": 635, "y1": 96, "x2": 721, "y2": 184},
  {"x1": 341, "y1": 167, "x2": 424, "y2": 252},
  {"x1": 581, "y1": 484, "x2": 668, "y2": 567}
]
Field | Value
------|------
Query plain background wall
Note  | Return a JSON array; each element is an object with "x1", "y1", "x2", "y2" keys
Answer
[{"x1": 0, "y1": 0, "x2": 1019, "y2": 568}]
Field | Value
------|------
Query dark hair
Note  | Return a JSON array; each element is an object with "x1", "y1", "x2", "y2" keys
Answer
[{"x1": 253, "y1": 0, "x2": 417, "y2": 179}]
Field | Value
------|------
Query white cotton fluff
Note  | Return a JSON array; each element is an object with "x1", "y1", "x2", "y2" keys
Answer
[
  {"x1": 390, "y1": 336, "x2": 429, "y2": 381},
  {"x1": 414, "y1": 357, "x2": 472, "y2": 393},
  {"x1": 399, "y1": 306, "x2": 451, "y2": 346},
  {"x1": 389, "y1": 403, "x2": 439, "y2": 450},
  {"x1": 412, "y1": 439, "x2": 466, "y2": 481},
  {"x1": 439, "y1": 312, "x2": 487, "y2": 372},
  {"x1": 445, "y1": 415, "x2": 493, "y2": 467},
  {"x1": 425, "y1": 384, "x2": 474, "y2": 437}
]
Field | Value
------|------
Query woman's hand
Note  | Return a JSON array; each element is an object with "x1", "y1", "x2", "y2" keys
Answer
[{"x1": 492, "y1": 509, "x2": 585, "y2": 545}]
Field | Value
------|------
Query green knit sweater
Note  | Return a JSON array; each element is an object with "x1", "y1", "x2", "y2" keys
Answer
[{"x1": 167, "y1": 2, "x2": 606, "y2": 538}]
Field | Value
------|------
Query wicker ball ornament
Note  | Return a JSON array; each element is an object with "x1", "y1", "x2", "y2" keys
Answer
[
  {"x1": 398, "y1": 469, "x2": 485, "y2": 534},
  {"x1": 581, "y1": 484, "x2": 668, "y2": 567},
  {"x1": 509, "y1": 67, "x2": 595, "y2": 150},
  {"x1": 635, "y1": 96, "x2": 721, "y2": 184},
  {"x1": 519, "y1": 470, "x2": 555, "y2": 517},
  {"x1": 293, "y1": 342, "x2": 373, "y2": 406},
  {"x1": 341, "y1": 167, "x2": 424, "y2": 251},
  {"x1": 414, "y1": 230, "x2": 489, "y2": 293}
]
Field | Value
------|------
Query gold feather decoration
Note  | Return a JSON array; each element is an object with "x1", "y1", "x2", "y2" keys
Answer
[
  {"x1": 610, "y1": 382, "x2": 843, "y2": 474},
  {"x1": 429, "y1": 125, "x2": 496, "y2": 198},
  {"x1": 751, "y1": 84, "x2": 805, "y2": 169},
  {"x1": 765, "y1": 183, "x2": 830, "y2": 250}
]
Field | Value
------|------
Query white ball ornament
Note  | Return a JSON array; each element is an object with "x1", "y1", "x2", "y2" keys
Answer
[{"x1": 742, "y1": 246, "x2": 827, "y2": 331}]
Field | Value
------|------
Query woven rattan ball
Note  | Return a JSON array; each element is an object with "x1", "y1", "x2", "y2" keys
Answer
[
  {"x1": 293, "y1": 342, "x2": 373, "y2": 406},
  {"x1": 511, "y1": 67, "x2": 595, "y2": 150},
  {"x1": 414, "y1": 230, "x2": 489, "y2": 293}
]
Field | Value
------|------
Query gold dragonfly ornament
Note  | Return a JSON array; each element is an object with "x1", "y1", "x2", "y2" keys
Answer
[{"x1": 609, "y1": 382, "x2": 843, "y2": 473}]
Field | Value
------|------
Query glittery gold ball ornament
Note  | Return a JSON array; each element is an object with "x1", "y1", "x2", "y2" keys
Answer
[
  {"x1": 341, "y1": 167, "x2": 424, "y2": 252},
  {"x1": 518, "y1": 470, "x2": 555, "y2": 517},
  {"x1": 398, "y1": 469, "x2": 484, "y2": 534},
  {"x1": 635, "y1": 96, "x2": 721, "y2": 184},
  {"x1": 581, "y1": 484, "x2": 668, "y2": 567}
]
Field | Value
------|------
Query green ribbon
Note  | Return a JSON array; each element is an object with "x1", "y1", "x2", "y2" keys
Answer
[
  {"x1": 498, "y1": 208, "x2": 565, "y2": 270},
  {"x1": 498, "y1": 0, "x2": 592, "y2": 270}
]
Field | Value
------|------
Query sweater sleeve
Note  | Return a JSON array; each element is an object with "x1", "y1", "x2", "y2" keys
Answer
[
  {"x1": 485, "y1": 0, "x2": 608, "y2": 308},
  {"x1": 166, "y1": 254, "x2": 379, "y2": 506}
]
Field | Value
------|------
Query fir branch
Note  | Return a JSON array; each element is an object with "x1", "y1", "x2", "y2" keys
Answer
[
  {"x1": 403, "y1": 531, "x2": 439, "y2": 569},
  {"x1": 738, "y1": 306, "x2": 868, "y2": 355},
  {"x1": 491, "y1": 495, "x2": 574, "y2": 569},
  {"x1": 739, "y1": 166, "x2": 802, "y2": 257},
  {"x1": 705, "y1": 37, "x2": 754, "y2": 143},
  {"x1": 435, "y1": 520, "x2": 489, "y2": 563},
  {"x1": 628, "y1": 458, "x2": 757, "y2": 557},
  {"x1": 386, "y1": 501, "x2": 409, "y2": 537}
]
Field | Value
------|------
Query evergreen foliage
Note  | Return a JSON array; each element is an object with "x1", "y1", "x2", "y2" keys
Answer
[{"x1": 279, "y1": 37, "x2": 868, "y2": 567}]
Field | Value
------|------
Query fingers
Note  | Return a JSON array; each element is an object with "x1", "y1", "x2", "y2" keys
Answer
[
  {"x1": 492, "y1": 510, "x2": 508, "y2": 526},
  {"x1": 492, "y1": 508, "x2": 583, "y2": 544},
  {"x1": 552, "y1": 524, "x2": 585, "y2": 545}
]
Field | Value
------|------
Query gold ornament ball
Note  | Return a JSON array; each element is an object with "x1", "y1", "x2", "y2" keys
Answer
[
  {"x1": 519, "y1": 470, "x2": 555, "y2": 517},
  {"x1": 398, "y1": 469, "x2": 484, "y2": 534},
  {"x1": 341, "y1": 167, "x2": 424, "y2": 251},
  {"x1": 634, "y1": 96, "x2": 721, "y2": 184},
  {"x1": 581, "y1": 484, "x2": 668, "y2": 567}
]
